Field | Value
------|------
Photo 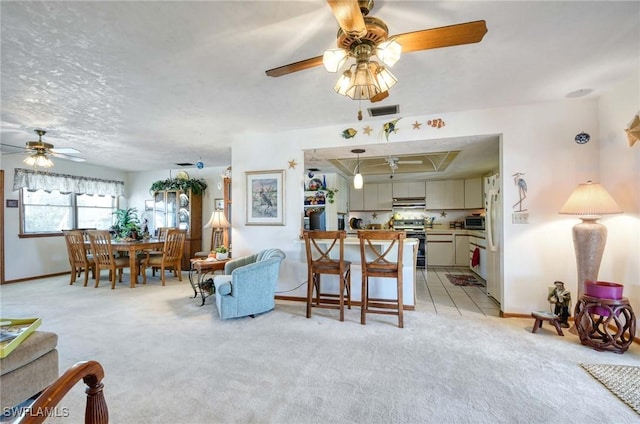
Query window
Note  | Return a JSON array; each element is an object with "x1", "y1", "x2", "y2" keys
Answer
[{"x1": 20, "y1": 189, "x2": 117, "y2": 235}]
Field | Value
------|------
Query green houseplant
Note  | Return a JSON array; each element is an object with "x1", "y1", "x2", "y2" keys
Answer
[
  {"x1": 110, "y1": 208, "x2": 141, "y2": 239},
  {"x1": 149, "y1": 178, "x2": 208, "y2": 195}
]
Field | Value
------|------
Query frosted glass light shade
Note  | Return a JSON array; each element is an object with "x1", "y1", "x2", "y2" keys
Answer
[
  {"x1": 375, "y1": 66, "x2": 397, "y2": 92},
  {"x1": 354, "y1": 173, "x2": 363, "y2": 189},
  {"x1": 323, "y1": 48, "x2": 348, "y2": 72},
  {"x1": 24, "y1": 153, "x2": 54, "y2": 168},
  {"x1": 376, "y1": 39, "x2": 402, "y2": 67}
]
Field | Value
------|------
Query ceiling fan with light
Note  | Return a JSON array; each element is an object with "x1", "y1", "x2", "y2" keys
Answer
[
  {"x1": 265, "y1": 0, "x2": 487, "y2": 102},
  {"x1": 370, "y1": 156, "x2": 423, "y2": 173},
  {"x1": 1, "y1": 129, "x2": 85, "y2": 168}
]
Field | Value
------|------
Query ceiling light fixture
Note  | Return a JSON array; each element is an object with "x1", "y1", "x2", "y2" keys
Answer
[
  {"x1": 24, "y1": 150, "x2": 54, "y2": 168},
  {"x1": 323, "y1": 14, "x2": 401, "y2": 101},
  {"x1": 351, "y1": 148, "x2": 365, "y2": 189}
]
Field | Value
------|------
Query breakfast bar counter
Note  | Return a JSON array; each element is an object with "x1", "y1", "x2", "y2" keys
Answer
[{"x1": 296, "y1": 236, "x2": 419, "y2": 308}]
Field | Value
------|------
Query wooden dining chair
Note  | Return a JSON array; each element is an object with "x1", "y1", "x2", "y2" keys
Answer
[
  {"x1": 86, "y1": 230, "x2": 129, "y2": 289},
  {"x1": 358, "y1": 230, "x2": 405, "y2": 328},
  {"x1": 62, "y1": 230, "x2": 95, "y2": 286},
  {"x1": 148, "y1": 226, "x2": 176, "y2": 277},
  {"x1": 140, "y1": 229, "x2": 186, "y2": 285},
  {"x1": 303, "y1": 230, "x2": 351, "y2": 321}
]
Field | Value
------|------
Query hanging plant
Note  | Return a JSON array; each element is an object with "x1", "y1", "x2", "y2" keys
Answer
[{"x1": 149, "y1": 178, "x2": 208, "y2": 195}]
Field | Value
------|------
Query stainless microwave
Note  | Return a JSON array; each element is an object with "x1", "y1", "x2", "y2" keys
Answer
[{"x1": 464, "y1": 216, "x2": 485, "y2": 230}]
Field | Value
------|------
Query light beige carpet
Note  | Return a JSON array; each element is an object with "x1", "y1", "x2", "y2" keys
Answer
[
  {"x1": 581, "y1": 364, "x2": 640, "y2": 415},
  {"x1": 2, "y1": 272, "x2": 639, "y2": 423}
]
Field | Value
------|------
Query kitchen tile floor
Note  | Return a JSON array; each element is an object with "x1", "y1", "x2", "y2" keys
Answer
[{"x1": 415, "y1": 267, "x2": 501, "y2": 317}]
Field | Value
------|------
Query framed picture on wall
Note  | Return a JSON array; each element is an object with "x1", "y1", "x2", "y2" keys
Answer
[
  {"x1": 144, "y1": 200, "x2": 154, "y2": 211},
  {"x1": 246, "y1": 169, "x2": 285, "y2": 226},
  {"x1": 215, "y1": 198, "x2": 224, "y2": 210}
]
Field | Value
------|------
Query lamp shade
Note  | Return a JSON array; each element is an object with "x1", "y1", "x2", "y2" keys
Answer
[
  {"x1": 354, "y1": 173, "x2": 363, "y2": 189},
  {"x1": 559, "y1": 181, "x2": 622, "y2": 218},
  {"x1": 204, "y1": 210, "x2": 230, "y2": 229},
  {"x1": 24, "y1": 153, "x2": 54, "y2": 168}
]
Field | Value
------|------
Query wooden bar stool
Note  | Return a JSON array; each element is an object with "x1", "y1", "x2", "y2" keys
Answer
[
  {"x1": 531, "y1": 311, "x2": 564, "y2": 336},
  {"x1": 303, "y1": 230, "x2": 351, "y2": 321},
  {"x1": 358, "y1": 230, "x2": 405, "y2": 328}
]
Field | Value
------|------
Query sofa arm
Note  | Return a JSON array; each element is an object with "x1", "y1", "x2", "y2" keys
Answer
[{"x1": 213, "y1": 275, "x2": 233, "y2": 295}]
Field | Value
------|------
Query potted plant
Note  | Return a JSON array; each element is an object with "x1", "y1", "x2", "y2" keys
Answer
[
  {"x1": 215, "y1": 246, "x2": 228, "y2": 260},
  {"x1": 110, "y1": 208, "x2": 142, "y2": 240}
]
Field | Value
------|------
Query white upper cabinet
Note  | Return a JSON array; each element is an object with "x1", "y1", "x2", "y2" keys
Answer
[
  {"x1": 392, "y1": 182, "x2": 426, "y2": 198},
  {"x1": 464, "y1": 178, "x2": 483, "y2": 209},
  {"x1": 425, "y1": 180, "x2": 465, "y2": 209}
]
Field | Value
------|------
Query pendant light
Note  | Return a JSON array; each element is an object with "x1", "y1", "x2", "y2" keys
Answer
[{"x1": 351, "y1": 148, "x2": 365, "y2": 190}]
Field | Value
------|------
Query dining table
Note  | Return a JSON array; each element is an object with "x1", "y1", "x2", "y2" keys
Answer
[{"x1": 86, "y1": 238, "x2": 165, "y2": 287}]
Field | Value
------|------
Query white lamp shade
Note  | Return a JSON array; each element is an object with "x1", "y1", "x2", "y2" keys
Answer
[
  {"x1": 559, "y1": 181, "x2": 622, "y2": 218},
  {"x1": 24, "y1": 153, "x2": 54, "y2": 168},
  {"x1": 205, "y1": 210, "x2": 230, "y2": 229},
  {"x1": 346, "y1": 62, "x2": 380, "y2": 100},
  {"x1": 354, "y1": 173, "x2": 363, "y2": 189}
]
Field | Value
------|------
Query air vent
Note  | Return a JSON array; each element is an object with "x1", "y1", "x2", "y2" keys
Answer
[
  {"x1": 175, "y1": 162, "x2": 193, "y2": 167},
  {"x1": 368, "y1": 104, "x2": 399, "y2": 117}
]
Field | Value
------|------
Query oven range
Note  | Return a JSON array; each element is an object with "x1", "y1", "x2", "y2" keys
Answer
[{"x1": 393, "y1": 219, "x2": 425, "y2": 269}]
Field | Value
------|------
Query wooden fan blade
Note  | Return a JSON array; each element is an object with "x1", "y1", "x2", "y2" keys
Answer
[
  {"x1": 327, "y1": 0, "x2": 365, "y2": 37},
  {"x1": 265, "y1": 55, "x2": 323, "y2": 77},
  {"x1": 393, "y1": 20, "x2": 487, "y2": 53}
]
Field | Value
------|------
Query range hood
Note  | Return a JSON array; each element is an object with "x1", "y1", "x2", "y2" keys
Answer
[{"x1": 392, "y1": 197, "x2": 426, "y2": 209}]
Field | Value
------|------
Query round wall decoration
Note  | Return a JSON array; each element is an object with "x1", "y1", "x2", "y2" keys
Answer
[{"x1": 176, "y1": 171, "x2": 190, "y2": 180}]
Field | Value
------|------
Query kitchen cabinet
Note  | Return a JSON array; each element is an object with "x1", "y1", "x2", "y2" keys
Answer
[
  {"x1": 153, "y1": 189, "x2": 202, "y2": 270},
  {"x1": 454, "y1": 234, "x2": 469, "y2": 266},
  {"x1": 464, "y1": 178, "x2": 483, "y2": 209},
  {"x1": 351, "y1": 182, "x2": 392, "y2": 211},
  {"x1": 469, "y1": 232, "x2": 487, "y2": 280},
  {"x1": 425, "y1": 180, "x2": 464, "y2": 209},
  {"x1": 392, "y1": 182, "x2": 425, "y2": 198},
  {"x1": 426, "y1": 233, "x2": 453, "y2": 266},
  {"x1": 349, "y1": 185, "x2": 364, "y2": 211}
]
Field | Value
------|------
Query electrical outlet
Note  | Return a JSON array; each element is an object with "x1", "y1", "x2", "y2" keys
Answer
[{"x1": 512, "y1": 212, "x2": 529, "y2": 224}]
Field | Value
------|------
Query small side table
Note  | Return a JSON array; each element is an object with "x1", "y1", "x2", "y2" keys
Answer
[
  {"x1": 574, "y1": 295, "x2": 636, "y2": 354},
  {"x1": 188, "y1": 258, "x2": 230, "y2": 306},
  {"x1": 531, "y1": 311, "x2": 564, "y2": 336}
]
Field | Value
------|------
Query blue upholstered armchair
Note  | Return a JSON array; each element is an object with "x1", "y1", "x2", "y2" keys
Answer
[{"x1": 213, "y1": 249, "x2": 286, "y2": 319}]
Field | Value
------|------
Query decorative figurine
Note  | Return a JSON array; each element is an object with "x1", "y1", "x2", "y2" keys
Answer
[{"x1": 547, "y1": 281, "x2": 571, "y2": 328}]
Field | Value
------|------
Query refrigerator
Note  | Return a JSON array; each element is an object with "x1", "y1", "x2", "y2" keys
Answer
[{"x1": 484, "y1": 173, "x2": 502, "y2": 305}]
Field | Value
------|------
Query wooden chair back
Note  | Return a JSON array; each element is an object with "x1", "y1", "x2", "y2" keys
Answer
[
  {"x1": 63, "y1": 230, "x2": 94, "y2": 286},
  {"x1": 303, "y1": 230, "x2": 348, "y2": 275},
  {"x1": 163, "y1": 229, "x2": 186, "y2": 264},
  {"x1": 303, "y1": 230, "x2": 351, "y2": 321},
  {"x1": 86, "y1": 230, "x2": 116, "y2": 268}
]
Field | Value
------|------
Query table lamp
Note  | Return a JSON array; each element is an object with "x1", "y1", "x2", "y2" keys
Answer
[
  {"x1": 559, "y1": 180, "x2": 622, "y2": 298},
  {"x1": 205, "y1": 209, "x2": 230, "y2": 251}
]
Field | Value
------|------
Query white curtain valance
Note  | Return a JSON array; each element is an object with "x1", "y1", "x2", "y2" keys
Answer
[{"x1": 13, "y1": 168, "x2": 125, "y2": 197}]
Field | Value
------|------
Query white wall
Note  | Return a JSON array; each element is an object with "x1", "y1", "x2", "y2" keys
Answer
[
  {"x1": 228, "y1": 85, "x2": 636, "y2": 315},
  {"x1": 597, "y1": 75, "x2": 640, "y2": 313}
]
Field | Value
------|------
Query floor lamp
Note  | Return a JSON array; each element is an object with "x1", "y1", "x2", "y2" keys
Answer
[
  {"x1": 205, "y1": 210, "x2": 230, "y2": 251},
  {"x1": 559, "y1": 180, "x2": 622, "y2": 299}
]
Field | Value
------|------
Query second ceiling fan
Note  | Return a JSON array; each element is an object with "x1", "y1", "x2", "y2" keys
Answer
[{"x1": 265, "y1": 0, "x2": 487, "y2": 102}]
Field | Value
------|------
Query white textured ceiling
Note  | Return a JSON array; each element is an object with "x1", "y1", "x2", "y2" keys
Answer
[{"x1": 1, "y1": 1, "x2": 638, "y2": 173}]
